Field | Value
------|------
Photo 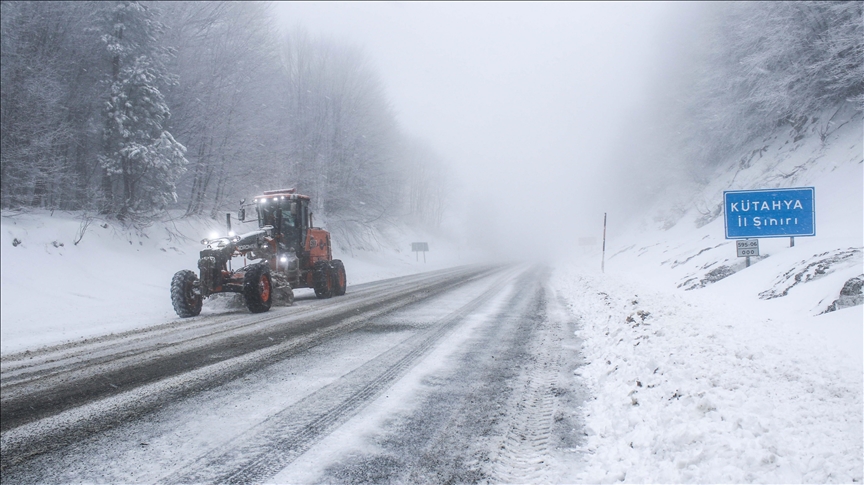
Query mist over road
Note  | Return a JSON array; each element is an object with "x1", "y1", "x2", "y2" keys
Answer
[{"x1": 1, "y1": 264, "x2": 585, "y2": 483}]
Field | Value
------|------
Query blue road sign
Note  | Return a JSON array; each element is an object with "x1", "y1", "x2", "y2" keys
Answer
[{"x1": 723, "y1": 187, "x2": 815, "y2": 239}]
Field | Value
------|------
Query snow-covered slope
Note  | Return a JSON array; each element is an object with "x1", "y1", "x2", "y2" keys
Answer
[
  {"x1": 0, "y1": 212, "x2": 474, "y2": 354},
  {"x1": 605, "y1": 106, "x2": 863, "y2": 357},
  {"x1": 555, "y1": 107, "x2": 863, "y2": 482},
  {"x1": 623, "y1": 106, "x2": 862, "y2": 297}
]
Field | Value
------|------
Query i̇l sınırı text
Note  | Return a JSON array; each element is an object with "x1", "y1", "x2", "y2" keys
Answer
[{"x1": 729, "y1": 198, "x2": 805, "y2": 228}]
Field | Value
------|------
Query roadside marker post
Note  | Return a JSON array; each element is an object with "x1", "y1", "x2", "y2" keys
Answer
[{"x1": 601, "y1": 213, "x2": 607, "y2": 273}]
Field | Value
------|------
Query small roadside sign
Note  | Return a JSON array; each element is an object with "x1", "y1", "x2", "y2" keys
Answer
[
  {"x1": 736, "y1": 239, "x2": 759, "y2": 257},
  {"x1": 723, "y1": 187, "x2": 815, "y2": 239},
  {"x1": 411, "y1": 242, "x2": 429, "y2": 263}
]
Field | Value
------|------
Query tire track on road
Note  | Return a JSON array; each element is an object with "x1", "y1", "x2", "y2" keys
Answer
[
  {"x1": 488, "y1": 286, "x2": 565, "y2": 484},
  {"x1": 159, "y1": 266, "x2": 524, "y2": 484},
  {"x1": 0, "y1": 265, "x2": 501, "y2": 470},
  {"x1": 319, "y1": 267, "x2": 548, "y2": 484}
]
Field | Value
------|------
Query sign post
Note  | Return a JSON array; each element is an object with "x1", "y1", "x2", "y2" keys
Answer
[
  {"x1": 411, "y1": 242, "x2": 429, "y2": 263},
  {"x1": 736, "y1": 239, "x2": 759, "y2": 267},
  {"x1": 723, "y1": 187, "x2": 815, "y2": 266},
  {"x1": 601, "y1": 212, "x2": 607, "y2": 273}
]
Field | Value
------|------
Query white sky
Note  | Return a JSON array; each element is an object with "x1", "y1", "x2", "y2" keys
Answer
[{"x1": 274, "y1": 2, "x2": 703, "y2": 257}]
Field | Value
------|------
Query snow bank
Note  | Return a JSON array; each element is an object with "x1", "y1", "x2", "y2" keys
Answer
[{"x1": 556, "y1": 269, "x2": 862, "y2": 483}]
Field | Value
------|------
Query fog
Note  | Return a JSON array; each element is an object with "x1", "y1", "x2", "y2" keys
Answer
[{"x1": 275, "y1": 2, "x2": 705, "y2": 259}]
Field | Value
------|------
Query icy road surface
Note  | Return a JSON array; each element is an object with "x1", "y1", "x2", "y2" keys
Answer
[{"x1": 0, "y1": 264, "x2": 585, "y2": 483}]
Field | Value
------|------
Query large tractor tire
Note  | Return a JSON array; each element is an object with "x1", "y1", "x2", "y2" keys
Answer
[
  {"x1": 243, "y1": 263, "x2": 273, "y2": 313},
  {"x1": 313, "y1": 260, "x2": 333, "y2": 299},
  {"x1": 331, "y1": 259, "x2": 347, "y2": 296},
  {"x1": 171, "y1": 270, "x2": 202, "y2": 318}
]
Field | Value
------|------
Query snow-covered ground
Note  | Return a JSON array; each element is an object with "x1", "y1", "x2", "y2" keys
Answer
[
  {"x1": 0, "y1": 212, "x2": 475, "y2": 354},
  {"x1": 555, "y1": 108, "x2": 863, "y2": 482},
  {"x1": 1, "y1": 108, "x2": 860, "y2": 483}
]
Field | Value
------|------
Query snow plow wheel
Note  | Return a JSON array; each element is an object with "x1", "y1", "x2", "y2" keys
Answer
[
  {"x1": 331, "y1": 259, "x2": 347, "y2": 296},
  {"x1": 313, "y1": 261, "x2": 333, "y2": 299},
  {"x1": 171, "y1": 270, "x2": 202, "y2": 318},
  {"x1": 243, "y1": 263, "x2": 272, "y2": 313}
]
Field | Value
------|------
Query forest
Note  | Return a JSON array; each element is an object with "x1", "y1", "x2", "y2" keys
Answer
[
  {"x1": 1, "y1": 1, "x2": 861, "y2": 241},
  {"x1": 0, "y1": 1, "x2": 447, "y2": 246},
  {"x1": 657, "y1": 1, "x2": 862, "y2": 175}
]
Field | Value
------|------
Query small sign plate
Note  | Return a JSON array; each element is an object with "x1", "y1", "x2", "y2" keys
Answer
[
  {"x1": 411, "y1": 242, "x2": 429, "y2": 252},
  {"x1": 736, "y1": 239, "x2": 759, "y2": 257}
]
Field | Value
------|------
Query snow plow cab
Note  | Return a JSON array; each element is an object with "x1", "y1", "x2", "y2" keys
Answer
[{"x1": 170, "y1": 188, "x2": 347, "y2": 317}]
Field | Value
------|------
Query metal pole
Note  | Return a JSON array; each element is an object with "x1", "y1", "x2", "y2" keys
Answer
[
  {"x1": 226, "y1": 213, "x2": 233, "y2": 272},
  {"x1": 790, "y1": 236, "x2": 794, "y2": 247},
  {"x1": 746, "y1": 256, "x2": 750, "y2": 268},
  {"x1": 601, "y1": 212, "x2": 607, "y2": 273}
]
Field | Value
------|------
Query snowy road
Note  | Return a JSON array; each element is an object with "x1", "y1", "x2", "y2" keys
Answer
[{"x1": 0, "y1": 264, "x2": 584, "y2": 483}]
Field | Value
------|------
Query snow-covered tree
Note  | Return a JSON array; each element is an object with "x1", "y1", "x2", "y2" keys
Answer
[
  {"x1": 278, "y1": 32, "x2": 401, "y2": 229},
  {"x1": 649, "y1": 1, "x2": 864, "y2": 175},
  {"x1": 97, "y1": 1, "x2": 186, "y2": 217},
  {"x1": 400, "y1": 137, "x2": 449, "y2": 230},
  {"x1": 157, "y1": 1, "x2": 281, "y2": 218},
  {"x1": 0, "y1": 1, "x2": 104, "y2": 209}
]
